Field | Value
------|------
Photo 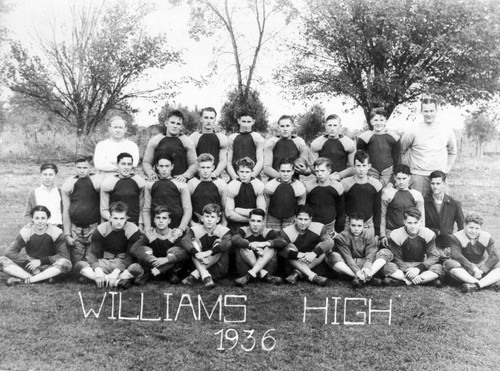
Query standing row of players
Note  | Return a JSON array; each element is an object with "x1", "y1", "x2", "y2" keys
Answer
[{"x1": 1, "y1": 98, "x2": 498, "y2": 293}]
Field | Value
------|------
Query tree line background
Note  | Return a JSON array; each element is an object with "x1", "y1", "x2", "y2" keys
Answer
[{"x1": 0, "y1": 0, "x2": 499, "y2": 161}]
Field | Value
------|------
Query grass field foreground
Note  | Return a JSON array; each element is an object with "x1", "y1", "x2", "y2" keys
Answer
[{"x1": 0, "y1": 158, "x2": 499, "y2": 370}]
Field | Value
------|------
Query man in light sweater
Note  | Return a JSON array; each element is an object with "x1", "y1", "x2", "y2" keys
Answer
[
  {"x1": 400, "y1": 97, "x2": 457, "y2": 197},
  {"x1": 94, "y1": 116, "x2": 139, "y2": 175}
]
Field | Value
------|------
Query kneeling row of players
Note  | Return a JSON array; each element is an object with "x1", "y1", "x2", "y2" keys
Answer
[{"x1": 1, "y1": 202, "x2": 498, "y2": 294}]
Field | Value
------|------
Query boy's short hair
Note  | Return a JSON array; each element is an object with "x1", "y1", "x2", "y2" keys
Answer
[
  {"x1": 109, "y1": 116, "x2": 126, "y2": 126},
  {"x1": 393, "y1": 164, "x2": 411, "y2": 176},
  {"x1": 202, "y1": 203, "x2": 221, "y2": 216},
  {"x1": 166, "y1": 109, "x2": 185, "y2": 123},
  {"x1": 429, "y1": 170, "x2": 447, "y2": 182},
  {"x1": 349, "y1": 212, "x2": 366, "y2": 223},
  {"x1": 197, "y1": 153, "x2": 215, "y2": 164},
  {"x1": 354, "y1": 150, "x2": 370, "y2": 164},
  {"x1": 278, "y1": 157, "x2": 295, "y2": 169},
  {"x1": 109, "y1": 201, "x2": 129, "y2": 215},
  {"x1": 249, "y1": 208, "x2": 266, "y2": 219},
  {"x1": 153, "y1": 205, "x2": 171, "y2": 217},
  {"x1": 295, "y1": 204, "x2": 313, "y2": 218},
  {"x1": 325, "y1": 114, "x2": 341, "y2": 123},
  {"x1": 201, "y1": 107, "x2": 217, "y2": 117},
  {"x1": 465, "y1": 212, "x2": 484, "y2": 226},
  {"x1": 421, "y1": 96, "x2": 439, "y2": 108},
  {"x1": 404, "y1": 207, "x2": 422, "y2": 220},
  {"x1": 369, "y1": 108, "x2": 388, "y2": 120},
  {"x1": 75, "y1": 155, "x2": 93, "y2": 164},
  {"x1": 313, "y1": 157, "x2": 332, "y2": 170},
  {"x1": 30, "y1": 205, "x2": 51, "y2": 219},
  {"x1": 278, "y1": 115, "x2": 293, "y2": 124},
  {"x1": 40, "y1": 163, "x2": 58, "y2": 174},
  {"x1": 154, "y1": 152, "x2": 175, "y2": 167},
  {"x1": 236, "y1": 157, "x2": 255, "y2": 171},
  {"x1": 117, "y1": 152, "x2": 133, "y2": 164},
  {"x1": 237, "y1": 111, "x2": 254, "y2": 120}
]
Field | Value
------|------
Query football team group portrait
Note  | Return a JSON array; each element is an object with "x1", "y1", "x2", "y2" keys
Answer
[{"x1": 1, "y1": 0, "x2": 499, "y2": 370}]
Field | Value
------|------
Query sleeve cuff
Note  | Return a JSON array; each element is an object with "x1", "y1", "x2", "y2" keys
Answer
[
  {"x1": 416, "y1": 263, "x2": 426, "y2": 272},
  {"x1": 313, "y1": 247, "x2": 324, "y2": 257},
  {"x1": 289, "y1": 250, "x2": 299, "y2": 260}
]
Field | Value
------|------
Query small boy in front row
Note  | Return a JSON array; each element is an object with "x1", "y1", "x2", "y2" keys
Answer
[
  {"x1": 1, "y1": 205, "x2": 72, "y2": 285},
  {"x1": 326, "y1": 212, "x2": 393, "y2": 288},
  {"x1": 75, "y1": 201, "x2": 144, "y2": 289},
  {"x1": 181, "y1": 203, "x2": 232, "y2": 289},
  {"x1": 444, "y1": 213, "x2": 500, "y2": 293},
  {"x1": 382, "y1": 207, "x2": 443, "y2": 286},
  {"x1": 130, "y1": 205, "x2": 193, "y2": 285}
]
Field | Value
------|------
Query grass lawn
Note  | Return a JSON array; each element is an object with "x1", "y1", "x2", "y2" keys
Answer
[{"x1": 0, "y1": 158, "x2": 499, "y2": 371}]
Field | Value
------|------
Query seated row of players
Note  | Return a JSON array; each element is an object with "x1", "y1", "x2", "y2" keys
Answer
[{"x1": 2, "y1": 202, "x2": 498, "y2": 294}]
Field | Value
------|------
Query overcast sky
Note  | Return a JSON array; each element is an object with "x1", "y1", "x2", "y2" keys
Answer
[{"x1": 2, "y1": 0, "x2": 467, "y2": 131}]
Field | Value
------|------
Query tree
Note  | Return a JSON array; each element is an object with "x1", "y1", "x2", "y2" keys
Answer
[
  {"x1": 282, "y1": 0, "x2": 500, "y2": 129},
  {"x1": 2, "y1": 1, "x2": 180, "y2": 137},
  {"x1": 464, "y1": 114, "x2": 497, "y2": 156},
  {"x1": 296, "y1": 104, "x2": 325, "y2": 145},
  {"x1": 220, "y1": 88, "x2": 268, "y2": 133},
  {"x1": 182, "y1": 0, "x2": 296, "y2": 130}
]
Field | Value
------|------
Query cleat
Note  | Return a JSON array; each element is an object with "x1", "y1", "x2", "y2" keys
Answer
[
  {"x1": 203, "y1": 276, "x2": 215, "y2": 290},
  {"x1": 169, "y1": 271, "x2": 181, "y2": 285},
  {"x1": 383, "y1": 277, "x2": 405, "y2": 286},
  {"x1": 235, "y1": 273, "x2": 253, "y2": 287},
  {"x1": 47, "y1": 278, "x2": 56, "y2": 284},
  {"x1": 117, "y1": 279, "x2": 133, "y2": 290},
  {"x1": 352, "y1": 277, "x2": 364, "y2": 288},
  {"x1": 286, "y1": 271, "x2": 301, "y2": 285},
  {"x1": 6, "y1": 277, "x2": 23, "y2": 286},
  {"x1": 182, "y1": 275, "x2": 198, "y2": 286},
  {"x1": 370, "y1": 278, "x2": 383, "y2": 286},
  {"x1": 433, "y1": 278, "x2": 443, "y2": 288},
  {"x1": 312, "y1": 275, "x2": 328, "y2": 286},
  {"x1": 262, "y1": 274, "x2": 283, "y2": 286},
  {"x1": 135, "y1": 271, "x2": 152, "y2": 286},
  {"x1": 461, "y1": 283, "x2": 479, "y2": 293}
]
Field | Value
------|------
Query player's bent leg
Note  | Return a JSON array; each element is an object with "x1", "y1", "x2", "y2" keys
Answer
[
  {"x1": 371, "y1": 249, "x2": 393, "y2": 275},
  {"x1": 1, "y1": 257, "x2": 33, "y2": 281},
  {"x1": 28, "y1": 258, "x2": 72, "y2": 284},
  {"x1": 478, "y1": 267, "x2": 500, "y2": 289},
  {"x1": 326, "y1": 252, "x2": 355, "y2": 277},
  {"x1": 444, "y1": 260, "x2": 477, "y2": 284}
]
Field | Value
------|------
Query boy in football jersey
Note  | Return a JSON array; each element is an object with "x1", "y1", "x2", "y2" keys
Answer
[
  {"x1": 131, "y1": 205, "x2": 193, "y2": 285},
  {"x1": 279, "y1": 205, "x2": 333, "y2": 286},
  {"x1": 100, "y1": 152, "x2": 145, "y2": 226},
  {"x1": 75, "y1": 202, "x2": 143, "y2": 289},
  {"x1": 61, "y1": 155, "x2": 101, "y2": 267},
  {"x1": 311, "y1": 114, "x2": 355, "y2": 180},
  {"x1": 444, "y1": 213, "x2": 499, "y2": 293},
  {"x1": 226, "y1": 112, "x2": 265, "y2": 180},
  {"x1": 181, "y1": 204, "x2": 232, "y2": 289},
  {"x1": 189, "y1": 107, "x2": 228, "y2": 178},
  {"x1": 188, "y1": 153, "x2": 227, "y2": 224},
  {"x1": 232, "y1": 208, "x2": 285, "y2": 286},
  {"x1": 225, "y1": 157, "x2": 267, "y2": 233},
  {"x1": 382, "y1": 207, "x2": 442, "y2": 286}
]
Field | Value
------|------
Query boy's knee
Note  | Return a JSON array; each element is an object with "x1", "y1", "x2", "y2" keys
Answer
[
  {"x1": 382, "y1": 262, "x2": 398, "y2": 276},
  {"x1": 325, "y1": 252, "x2": 343, "y2": 267},
  {"x1": 443, "y1": 259, "x2": 461, "y2": 273},
  {"x1": 376, "y1": 248, "x2": 393, "y2": 262},
  {"x1": 127, "y1": 263, "x2": 144, "y2": 277},
  {"x1": 73, "y1": 260, "x2": 90, "y2": 274},
  {"x1": 428, "y1": 264, "x2": 444, "y2": 277},
  {"x1": 0, "y1": 256, "x2": 14, "y2": 269},
  {"x1": 53, "y1": 258, "x2": 72, "y2": 274}
]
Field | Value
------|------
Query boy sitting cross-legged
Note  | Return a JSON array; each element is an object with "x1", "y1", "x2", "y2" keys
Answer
[
  {"x1": 444, "y1": 212, "x2": 500, "y2": 293},
  {"x1": 1, "y1": 205, "x2": 72, "y2": 285},
  {"x1": 75, "y1": 201, "x2": 143, "y2": 289},
  {"x1": 181, "y1": 203, "x2": 232, "y2": 289},
  {"x1": 232, "y1": 208, "x2": 285, "y2": 286},
  {"x1": 130, "y1": 205, "x2": 194, "y2": 285},
  {"x1": 279, "y1": 205, "x2": 334, "y2": 286},
  {"x1": 326, "y1": 212, "x2": 393, "y2": 288},
  {"x1": 382, "y1": 207, "x2": 443, "y2": 286}
]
